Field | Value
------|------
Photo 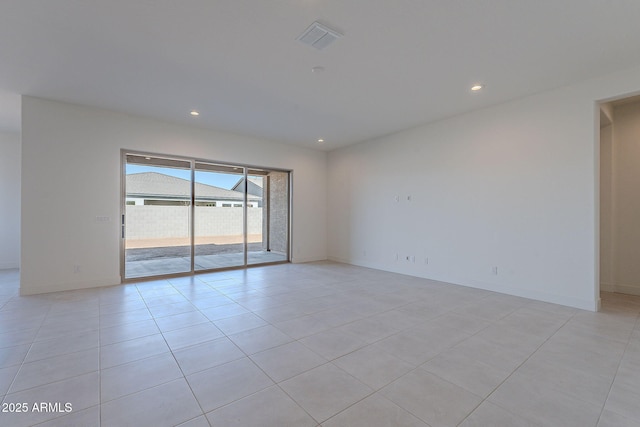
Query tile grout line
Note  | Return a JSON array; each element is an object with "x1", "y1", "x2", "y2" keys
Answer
[
  {"x1": 166, "y1": 275, "x2": 523, "y2": 426},
  {"x1": 1, "y1": 294, "x2": 54, "y2": 407},
  {"x1": 193, "y1": 277, "x2": 321, "y2": 424},
  {"x1": 360, "y1": 301, "x2": 531, "y2": 425},
  {"x1": 169, "y1": 274, "x2": 316, "y2": 425},
  {"x1": 173, "y1": 275, "x2": 378, "y2": 425},
  {"x1": 1, "y1": 288, "x2": 104, "y2": 424},
  {"x1": 98, "y1": 286, "x2": 104, "y2": 427},
  {"x1": 3, "y1": 267, "x2": 640, "y2": 426},
  {"x1": 136, "y1": 278, "x2": 212, "y2": 426},
  {"x1": 594, "y1": 309, "x2": 640, "y2": 426},
  {"x1": 457, "y1": 307, "x2": 600, "y2": 426}
]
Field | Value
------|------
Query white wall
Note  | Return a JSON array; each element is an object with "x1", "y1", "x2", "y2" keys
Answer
[
  {"x1": 600, "y1": 123, "x2": 613, "y2": 289},
  {"x1": 21, "y1": 97, "x2": 327, "y2": 294},
  {"x1": 608, "y1": 100, "x2": 640, "y2": 295},
  {"x1": 328, "y1": 65, "x2": 640, "y2": 311},
  {"x1": 0, "y1": 131, "x2": 20, "y2": 269}
]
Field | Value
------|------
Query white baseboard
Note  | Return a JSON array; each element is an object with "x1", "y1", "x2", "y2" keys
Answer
[
  {"x1": 327, "y1": 256, "x2": 599, "y2": 311},
  {"x1": 0, "y1": 261, "x2": 19, "y2": 270},
  {"x1": 292, "y1": 255, "x2": 328, "y2": 264},
  {"x1": 600, "y1": 283, "x2": 615, "y2": 293},
  {"x1": 600, "y1": 282, "x2": 640, "y2": 297},
  {"x1": 20, "y1": 276, "x2": 121, "y2": 296}
]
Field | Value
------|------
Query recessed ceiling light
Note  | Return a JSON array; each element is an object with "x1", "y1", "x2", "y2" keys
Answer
[
  {"x1": 471, "y1": 84, "x2": 484, "y2": 91},
  {"x1": 144, "y1": 157, "x2": 151, "y2": 160},
  {"x1": 317, "y1": 139, "x2": 325, "y2": 144},
  {"x1": 311, "y1": 66, "x2": 325, "y2": 73},
  {"x1": 190, "y1": 110, "x2": 200, "y2": 116}
]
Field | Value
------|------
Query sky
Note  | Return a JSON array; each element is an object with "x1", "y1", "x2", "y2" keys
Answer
[{"x1": 126, "y1": 164, "x2": 241, "y2": 190}]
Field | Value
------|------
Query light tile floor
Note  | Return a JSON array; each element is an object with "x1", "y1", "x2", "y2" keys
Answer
[{"x1": 0, "y1": 263, "x2": 639, "y2": 426}]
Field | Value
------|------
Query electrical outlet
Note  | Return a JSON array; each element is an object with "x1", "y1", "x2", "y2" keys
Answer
[
  {"x1": 492, "y1": 266, "x2": 498, "y2": 275},
  {"x1": 424, "y1": 257, "x2": 429, "y2": 265},
  {"x1": 73, "y1": 265, "x2": 81, "y2": 274}
]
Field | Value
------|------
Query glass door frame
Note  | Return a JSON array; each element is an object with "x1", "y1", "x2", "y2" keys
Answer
[
  {"x1": 194, "y1": 161, "x2": 248, "y2": 271},
  {"x1": 120, "y1": 149, "x2": 292, "y2": 282}
]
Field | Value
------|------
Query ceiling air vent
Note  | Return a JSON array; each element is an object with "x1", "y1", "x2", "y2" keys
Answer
[{"x1": 297, "y1": 21, "x2": 342, "y2": 50}]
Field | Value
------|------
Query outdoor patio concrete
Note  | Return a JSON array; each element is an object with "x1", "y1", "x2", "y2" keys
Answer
[{"x1": 125, "y1": 251, "x2": 287, "y2": 279}]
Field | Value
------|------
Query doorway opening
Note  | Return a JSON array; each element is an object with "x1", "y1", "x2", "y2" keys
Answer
[
  {"x1": 121, "y1": 151, "x2": 290, "y2": 280},
  {"x1": 599, "y1": 94, "x2": 640, "y2": 301}
]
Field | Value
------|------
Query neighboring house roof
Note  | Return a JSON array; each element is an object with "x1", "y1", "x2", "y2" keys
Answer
[
  {"x1": 127, "y1": 172, "x2": 261, "y2": 201},
  {"x1": 232, "y1": 177, "x2": 263, "y2": 197}
]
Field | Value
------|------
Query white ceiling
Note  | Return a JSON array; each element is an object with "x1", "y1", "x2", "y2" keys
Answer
[{"x1": 1, "y1": 1, "x2": 640, "y2": 150}]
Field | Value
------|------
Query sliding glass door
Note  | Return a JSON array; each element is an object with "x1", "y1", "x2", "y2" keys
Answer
[
  {"x1": 122, "y1": 151, "x2": 290, "y2": 280},
  {"x1": 194, "y1": 163, "x2": 246, "y2": 270},
  {"x1": 124, "y1": 154, "x2": 193, "y2": 279}
]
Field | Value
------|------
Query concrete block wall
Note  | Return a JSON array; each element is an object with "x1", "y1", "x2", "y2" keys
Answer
[
  {"x1": 269, "y1": 172, "x2": 289, "y2": 253},
  {"x1": 125, "y1": 206, "x2": 262, "y2": 240}
]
